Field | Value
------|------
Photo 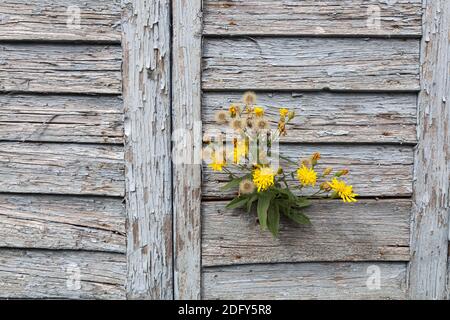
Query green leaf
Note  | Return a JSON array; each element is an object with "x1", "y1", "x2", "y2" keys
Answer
[
  {"x1": 226, "y1": 197, "x2": 249, "y2": 209},
  {"x1": 296, "y1": 197, "x2": 312, "y2": 208},
  {"x1": 286, "y1": 210, "x2": 311, "y2": 225},
  {"x1": 267, "y1": 203, "x2": 280, "y2": 238},
  {"x1": 246, "y1": 194, "x2": 258, "y2": 213},
  {"x1": 257, "y1": 193, "x2": 272, "y2": 230},
  {"x1": 221, "y1": 177, "x2": 244, "y2": 191}
]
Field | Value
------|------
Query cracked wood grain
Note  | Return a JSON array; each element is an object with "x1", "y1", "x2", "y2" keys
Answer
[
  {"x1": 172, "y1": 0, "x2": 203, "y2": 300},
  {"x1": 203, "y1": 0, "x2": 422, "y2": 37},
  {"x1": 409, "y1": 0, "x2": 450, "y2": 300},
  {"x1": 203, "y1": 144, "x2": 414, "y2": 199},
  {"x1": 203, "y1": 92, "x2": 417, "y2": 144},
  {"x1": 0, "y1": 0, "x2": 122, "y2": 42},
  {"x1": 202, "y1": 37, "x2": 420, "y2": 91},
  {"x1": 0, "y1": 195, "x2": 125, "y2": 253},
  {"x1": 0, "y1": 94, "x2": 123, "y2": 143},
  {"x1": 0, "y1": 44, "x2": 122, "y2": 94},
  {"x1": 202, "y1": 199, "x2": 411, "y2": 266},
  {"x1": 203, "y1": 262, "x2": 407, "y2": 300},
  {"x1": 0, "y1": 249, "x2": 126, "y2": 299},
  {"x1": 122, "y1": 0, "x2": 173, "y2": 300},
  {"x1": 0, "y1": 142, "x2": 124, "y2": 196}
]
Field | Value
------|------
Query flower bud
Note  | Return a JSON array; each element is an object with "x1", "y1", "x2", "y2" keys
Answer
[
  {"x1": 320, "y1": 182, "x2": 332, "y2": 191},
  {"x1": 335, "y1": 169, "x2": 349, "y2": 177},
  {"x1": 288, "y1": 111, "x2": 295, "y2": 121}
]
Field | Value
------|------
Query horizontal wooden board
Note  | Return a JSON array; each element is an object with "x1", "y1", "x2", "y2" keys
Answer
[
  {"x1": 0, "y1": 95, "x2": 123, "y2": 143},
  {"x1": 203, "y1": 262, "x2": 407, "y2": 300},
  {"x1": 0, "y1": 249, "x2": 125, "y2": 299},
  {"x1": 203, "y1": 0, "x2": 423, "y2": 37},
  {"x1": 203, "y1": 92, "x2": 417, "y2": 144},
  {"x1": 0, "y1": 0, "x2": 121, "y2": 42},
  {"x1": 0, "y1": 44, "x2": 121, "y2": 94},
  {"x1": 0, "y1": 142, "x2": 124, "y2": 196},
  {"x1": 203, "y1": 38, "x2": 420, "y2": 91},
  {"x1": 0, "y1": 195, "x2": 125, "y2": 253},
  {"x1": 202, "y1": 199, "x2": 411, "y2": 266},
  {"x1": 203, "y1": 144, "x2": 413, "y2": 198}
]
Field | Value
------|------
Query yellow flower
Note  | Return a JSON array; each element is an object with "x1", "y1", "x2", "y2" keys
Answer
[
  {"x1": 297, "y1": 165, "x2": 317, "y2": 187},
  {"x1": 229, "y1": 104, "x2": 239, "y2": 117},
  {"x1": 323, "y1": 167, "x2": 333, "y2": 176},
  {"x1": 208, "y1": 152, "x2": 225, "y2": 172},
  {"x1": 253, "y1": 167, "x2": 275, "y2": 192},
  {"x1": 209, "y1": 161, "x2": 224, "y2": 172},
  {"x1": 228, "y1": 139, "x2": 248, "y2": 164},
  {"x1": 239, "y1": 179, "x2": 256, "y2": 194},
  {"x1": 327, "y1": 178, "x2": 358, "y2": 203},
  {"x1": 279, "y1": 108, "x2": 289, "y2": 117},
  {"x1": 236, "y1": 140, "x2": 248, "y2": 159},
  {"x1": 254, "y1": 106, "x2": 264, "y2": 117}
]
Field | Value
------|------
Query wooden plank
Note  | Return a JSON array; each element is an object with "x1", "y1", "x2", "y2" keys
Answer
[
  {"x1": 203, "y1": 144, "x2": 414, "y2": 199},
  {"x1": 409, "y1": 0, "x2": 450, "y2": 300},
  {"x1": 203, "y1": 92, "x2": 417, "y2": 144},
  {"x1": 203, "y1": 199, "x2": 411, "y2": 267},
  {"x1": 122, "y1": 0, "x2": 173, "y2": 300},
  {"x1": 0, "y1": 249, "x2": 125, "y2": 299},
  {"x1": 203, "y1": 38, "x2": 420, "y2": 91},
  {"x1": 0, "y1": 94, "x2": 123, "y2": 143},
  {"x1": 203, "y1": 262, "x2": 407, "y2": 300},
  {"x1": 203, "y1": 0, "x2": 423, "y2": 37},
  {"x1": 0, "y1": 0, "x2": 121, "y2": 42},
  {"x1": 172, "y1": 0, "x2": 203, "y2": 300},
  {"x1": 0, "y1": 44, "x2": 121, "y2": 94},
  {"x1": 0, "y1": 142, "x2": 124, "y2": 196},
  {"x1": 0, "y1": 195, "x2": 125, "y2": 253}
]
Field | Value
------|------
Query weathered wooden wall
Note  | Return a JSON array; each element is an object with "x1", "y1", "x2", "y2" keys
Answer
[
  {"x1": 1, "y1": 0, "x2": 448, "y2": 300},
  {"x1": 0, "y1": 0, "x2": 125, "y2": 298},
  {"x1": 200, "y1": 0, "x2": 424, "y2": 300}
]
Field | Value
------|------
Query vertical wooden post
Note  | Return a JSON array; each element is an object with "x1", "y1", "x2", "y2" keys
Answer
[
  {"x1": 122, "y1": 0, "x2": 173, "y2": 299},
  {"x1": 172, "y1": 0, "x2": 203, "y2": 300},
  {"x1": 409, "y1": 0, "x2": 450, "y2": 300}
]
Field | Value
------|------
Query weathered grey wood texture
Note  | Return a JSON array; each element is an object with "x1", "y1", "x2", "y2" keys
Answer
[
  {"x1": 203, "y1": 38, "x2": 420, "y2": 91},
  {"x1": 198, "y1": 0, "x2": 427, "y2": 301},
  {"x1": 172, "y1": 0, "x2": 203, "y2": 300},
  {"x1": 0, "y1": 249, "x2": 126, "y2": 299},
  {"x1": 203, "y1": 0, "x2": 422, "y2": 37},
  {"x1": 0, "y1": 195, "x2": 125, "y2": 253},
  {"x1": 0, "y1": 0, "x2": 121, "y2": 42},
  {"x1": 0, "y1": 0, "x2": 126, "y2": 300},
  {"x1": 122, "y1": 0, "x2": 173, "y2": 299},
  {"x1": 203, "y1": 263, "x2": 407, "y2": 300},
  {"x1": 0, "y1": 142, "x2": 124, "y2": 196},
  {"x1": 0, "y1": 95, "x2": 123, "y2": 143},
  {"x1": 203, "y1": 144, "x2": 414, "y2": 199},
  {"x1": 0, "y1": 44, "x2": 121, "y2": 94},
  {"x1": 409, "y1": 0, "x2": 450, "y2": 300},
  {"x1": 203, "y1": 200, "x2": 411, "y2": 266},
  {"x1": 203, "y1": 92, "x2": 417, "y2": 144}
]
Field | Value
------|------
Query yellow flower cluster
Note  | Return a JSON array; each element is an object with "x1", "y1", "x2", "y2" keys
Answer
[{"x1": 204, "y1": 91, "x2": 358, "y2": 205}]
